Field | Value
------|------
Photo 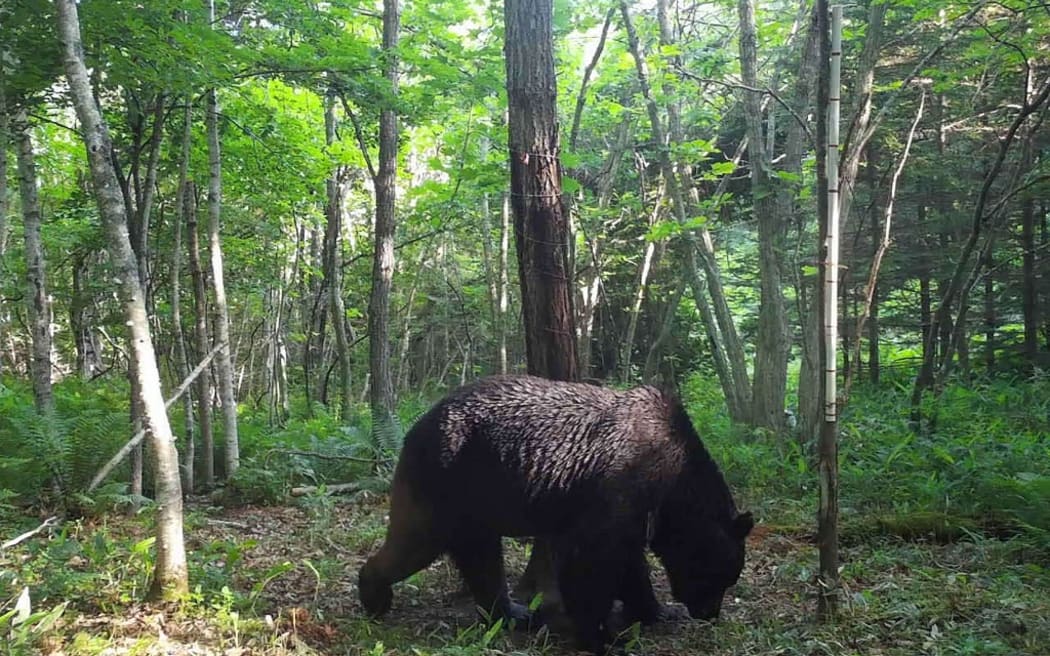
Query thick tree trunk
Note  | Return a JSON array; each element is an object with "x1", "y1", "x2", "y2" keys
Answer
[
  {"x1": 205, "y1": 84, "x2": 239, "y2": 477},
  {"x1": 172, "y1": 102, "x2": 195, "y2": 494},
  {"x1": 505, "y1": 0, "x2": 579, "y2": 383},
  {"x1": 369, "y1": 0, "x2": 401, "y2": 442},
  {"x1": 56, "y1": 0, "x2": 188, "y2": 599},
  {"x1": 324, "y1": 93, "x2": 353, "y2": 413},
  {"x1": 505, "y1": 0, "x2": 578, "y2": 612},
  {"x1": 15, "y1": 110, "x2": 54, "y2": 415},
  {"x1": 186, "y1": 183, "x2": 215, "y2": 487}
]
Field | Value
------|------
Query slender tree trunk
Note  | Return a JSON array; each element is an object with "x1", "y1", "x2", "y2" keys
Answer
[
  {"x1": 324, "y1": 92, "x2": 353, "y2": 414},
  {"x1": 71, "y1": 254, "x2": 100, "y2": 379},
  {"x1": 186, "y1": 184, "x2": 215, "y2": 487},
  {"x1": 918, "y1": 204, "x2": 932, "y2": 360},
  {"x1": 172, "y1": 101, "x2": 195, "y2": 494},
  {"x1": 1020, "y1": 157, "x2": 1037, "y2": 374},
  {"x1": 15, "y1": 110, "x2": 53, "y2": 415},
  {"x1": 0, "y1": 92, "x2": 9, "y2": 378},
  {"x1": 622, "y1": 188, "x2": 661, "y2": 382},
  {"x1": 205, "y1": 75, "x2": 239, "y2": 477},
  {"x1": 621, "y1": 0, "x2": 749, "y2": 420},
  {"x1": 369, "y1": 0, "x2": 401, "y2": 443},
  {"x1": 816, "y1": 0, "x2": 841, "y2": 621},
  {"x1": 56, "y1": 0, "x2": 188, "y2": 599},
  {"x1": 983, "y1": 248, "x2": 995, "y2": 371},
  {"x1": 498, "y1": 192, "x2": 510, "y2": 374}
]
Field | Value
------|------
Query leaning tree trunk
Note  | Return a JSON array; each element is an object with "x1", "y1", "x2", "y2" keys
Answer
[
  {"x1": 205, "y1": 79, "x2": 239, "y2": 478},
  {"x1": 369, "y1": 0, "x2": 401, "y2": 445},
  {"x1": 15, "y1": 109, "x2": 54, "y2": 416},
  {"x1": 186, "y1": 183, "x2": 215, "y2": 487},
  {"x1": 324, "y1": 92, "x2": 353, "y2": 414},
  {"x1": 56, "y1": 0, "x2": 188, "y2": 599}
]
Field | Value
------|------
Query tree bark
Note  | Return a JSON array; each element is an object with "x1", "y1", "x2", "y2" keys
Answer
[
  {"x1": 505, "y1": 0, "x2": 579, "y2": 383},
  {"x1": 738, "y1": 0, "x2": 790, "y2": 431},
  {"x1": 369, "y1": 0, "x2": 401, "y2": 443},
  {"x1": 14, "y1": 109, "x2": 54, "y2": 415},
  {"x1": 1020, "y1": 154, "x2": 1038, "y2": 373},
  {"x1": 205, "y1": 78, "x2": 239, "y2": 477},
  {"x1": 172, "y1": 101, "x2": 195, "y2": 494},
  {"x1": 0, "y1": 93, "x2": 9, "y2": 377},
  {"x1": 56, "y1": 0, "x2": 188, "y2": 599},
  {"x1": 324, "y1": 92, "x2": 353, "y2": 414},
  {"x1": 186, "y1": 183, "x2": 215, "y2": 487},
  {"x1": 498, "y1": 192, "x2": 511, "y2": 374}
]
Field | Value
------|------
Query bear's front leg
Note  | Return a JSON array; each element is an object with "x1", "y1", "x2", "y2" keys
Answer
[{"x1": 553, "y1": 536, "x2": 624, "y2": 654}]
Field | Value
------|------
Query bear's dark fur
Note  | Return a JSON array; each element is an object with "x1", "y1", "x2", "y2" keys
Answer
[{"x1": 358, "y1": 375, "x2": 752, "y2": 653}]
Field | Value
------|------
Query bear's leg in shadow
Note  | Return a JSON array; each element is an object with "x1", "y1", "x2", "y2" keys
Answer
[
  {"x1": 359, "y1": 480, "x2": 442, "y2": 616},
  {"x1": 553, "y1": 534, "x2": 628, "y2": 654},
  {"x1": 615, "y1": 546, "x2": 662, "y2": 628},
  {"x1": 448, "y1": 533, "x2": 531, "y2": 626}
]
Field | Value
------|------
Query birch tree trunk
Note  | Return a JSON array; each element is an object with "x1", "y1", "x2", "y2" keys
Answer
[
  {"x1": 14, "y1": 109, "x2": 54, "y2": 415},
  {"x1": 186, "y1": 183, "x2": 215, "y2": 487},
  {"x1": 369, "y1": 0, "x2": 401, "y2": 443},
  {"x1": 498, "y1": 192, "x2": 510, "y2": 374},
  {"x1": 205, "y1": 63, "x2": 239, "y2": 476},
  {"x1": 56, "y1": 0, "x2": 188, "y2": 599}
]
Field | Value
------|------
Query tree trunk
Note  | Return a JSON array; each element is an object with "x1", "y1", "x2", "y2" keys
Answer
[
  {"x1": 738, "y1": 0, "x2": 790, "y2": 431},
  {"x1": 0, "y1": 92, "x2": 9, "y2": 378},
  {"x1": 205, "y1": 80, "x2": 239, "y2": 478},
  {"x1": 369, "y1": 0, "x2": 401, "y2": 443},
  {"x1": 172, "y1": 101, "x2": 195, "y2": 494},
  {"x1": 816, "y1": 1, "x2": 840, "y2": 620},
  {"x1": 505, "y1": 0, "x2": 578, "y2": 612},
  {"x1": 498, "y1": 192, "x2": 511, "y2": 374},
  {"x1": 324, "y1": 92, "x2": 353, "y2": 414},
  {"x1": 918, "y1": 203, "x2": 932, "y2": 360},
  {"x1": 71, "y1": 253, "x2": 101, "y2": 379},
  {"x1": 621, "y1": 0, "x2": 750, "y2": 421},
  {"x1": 186, "y1": 183, "x2": 215, "y2": 487},
  {"x1": 1020, "y1": 159, "x2": 1037, "y2": 374},
  {"x1": 505, "y1": 0, "x2": 579, "y2": 383},
  {"x1": 14, "y1": 109, "x2": 54, "y2": 415},
  {"x1": 982, "y1": 249, "x2": 995, "y2": 371},
  {"x1": 56, "y1": 0, "x2": 188, "y2": 599}
]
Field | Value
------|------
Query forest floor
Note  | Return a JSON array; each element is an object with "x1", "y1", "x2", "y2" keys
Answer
[{"x1": 4, "y1": 496, "x2": 1050, "y2": 656}]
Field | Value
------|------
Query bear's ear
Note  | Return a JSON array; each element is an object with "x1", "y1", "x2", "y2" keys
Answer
[{"x1": 731, "y1": 512, "x2": 754, "y2": 539}]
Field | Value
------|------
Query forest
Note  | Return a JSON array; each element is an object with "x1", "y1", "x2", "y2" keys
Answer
[{"x1": 1, "y1": 0, "x2": 1048, "y2": 653}]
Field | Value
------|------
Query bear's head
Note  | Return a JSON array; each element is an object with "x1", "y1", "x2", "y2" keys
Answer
[{"x1": 651, "y1": 509, "x2": 753, "y2": 619}]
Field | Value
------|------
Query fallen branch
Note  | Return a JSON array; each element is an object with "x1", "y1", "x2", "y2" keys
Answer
[
  {"x1": 290, "y1": 482, "x2": 360, "y2": 497},
  {"x1": 263, "y1": 448, "x2": 378, "y2": 468},
  {"x1": 2, "y1": 516, "x2": 59, "y2": 550},
  {"x1": 87, "y1": 343, "x2": 224, "y2": 492}
]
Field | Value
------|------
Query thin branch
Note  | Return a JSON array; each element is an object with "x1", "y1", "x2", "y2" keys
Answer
[
  {"x1": 2, "y1": 516, "x2": 59, "y2": 550},
  {"x1": 844, "y1": 88, "x2": 925, "y2": 402},
  {"x1": 570, "y1": 7, "x2": 615, "y2": 152},
  {"x1": 87, "y1": 343, "x2": 224, "y2": 492},
  {"x1": 338, "y1": 95, "x2": 377, "y2": 180}
]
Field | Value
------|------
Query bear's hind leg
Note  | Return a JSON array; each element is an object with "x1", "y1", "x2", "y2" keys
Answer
[
  {"x1": 359, "y1": 480, "x2": 442, "y2": 617},
  {"x1": 448, "y1": 534, "x2": 531, "y2": 628}
]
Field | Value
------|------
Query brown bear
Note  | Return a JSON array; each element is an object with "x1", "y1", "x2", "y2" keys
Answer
[{"x1": 358, "y1": 375, "x2": 752, "y2": 654}]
